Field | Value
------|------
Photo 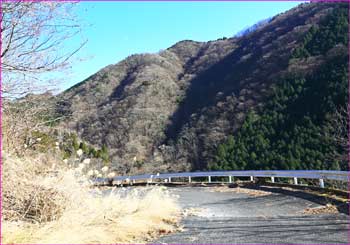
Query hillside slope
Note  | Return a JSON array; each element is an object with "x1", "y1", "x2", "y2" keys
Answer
[
  {"x1": 210, "y1": 4, "x2": 348, "y2": 171},
  {"x1": 58, "y1": 2, "x2": 348, "y2": 174}
]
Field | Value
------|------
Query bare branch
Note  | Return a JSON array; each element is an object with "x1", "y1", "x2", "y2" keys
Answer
[{"x1": 1, "y1": 1, "x2": 86, "y2": 97}]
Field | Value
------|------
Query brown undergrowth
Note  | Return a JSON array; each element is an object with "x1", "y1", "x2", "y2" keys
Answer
[{"x1": 2, "y1": 153, "x2": 181, "y2": 244}]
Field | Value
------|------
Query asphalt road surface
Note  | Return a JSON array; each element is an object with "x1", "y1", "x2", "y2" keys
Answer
[{"x1": 153, "y1": 186, "x2": 349, "y2": 244}]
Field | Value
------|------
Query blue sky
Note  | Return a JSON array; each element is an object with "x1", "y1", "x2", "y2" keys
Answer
[{"x1": 61, "y1": 1, "x2": 304, "y2": 91}]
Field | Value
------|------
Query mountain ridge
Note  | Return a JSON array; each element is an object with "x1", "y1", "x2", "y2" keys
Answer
[{"x1": 57, "y1": 2, "x2": 348, "y2": 174}]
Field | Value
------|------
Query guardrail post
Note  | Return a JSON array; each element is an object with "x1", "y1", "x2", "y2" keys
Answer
[
  {"x1": 229, "y1": 176, "x2": 232, "y2": 183},
  {"x1": 319, "y1": 179, "x2": 324, "y2": 188},
  {"x1": 250, "y1": 176, "x2": 254, "y2": 182},
  {"x1": 293, "y1": 177, "x2": 298, "y2": 185},
  {"x1": 271, "y1": 177, "x2": 275, "y2": 183},
  {"x1": 208, "y1": 176, "x2": 211, "y2": 183},
  {"x1": 188, "y1": 176, "x2": 191, "y2": 183}
]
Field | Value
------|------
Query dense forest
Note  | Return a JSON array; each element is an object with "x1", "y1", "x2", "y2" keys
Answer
[{"x1": 210, "y1": 6, "x2": 349, "y2": 171}]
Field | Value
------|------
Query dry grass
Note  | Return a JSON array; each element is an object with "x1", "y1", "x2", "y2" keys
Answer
[
  {"x1": 2, "y1": 154, "x2": 181, "y2": 244},
  {"x1": 2, "y1": 153, "x2": 65, "y2": 223},
  {"x1": 209, "y1": 186, "x2": 272, "y2": 197},
  {"x1": 300, "y1": 204, "x2": 339, "y2": 215}
]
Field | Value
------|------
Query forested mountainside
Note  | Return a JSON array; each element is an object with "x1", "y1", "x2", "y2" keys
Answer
[
  {"x1": 57, "y1": 2, "x2": 349, "y2": 174},
  {"x1": 210, "y1": 5, "x2": 348, "y2": 171}
]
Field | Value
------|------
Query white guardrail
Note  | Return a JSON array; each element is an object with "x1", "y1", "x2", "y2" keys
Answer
[{"x1": 95, "y1": 170, "x2": 350, "y2": 188}]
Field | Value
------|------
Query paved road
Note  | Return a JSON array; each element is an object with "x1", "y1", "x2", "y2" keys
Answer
[{"x1": 153, "y1": 186, "x2": 349, "y2": 244}]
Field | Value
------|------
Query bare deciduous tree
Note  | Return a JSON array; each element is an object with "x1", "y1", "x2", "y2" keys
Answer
[
  {"x1": 1, "y1": 1, "x2": 86, "y2": 153},
  {"x1": 1, "y1": 1, "x2": 86, "y2": 97}
]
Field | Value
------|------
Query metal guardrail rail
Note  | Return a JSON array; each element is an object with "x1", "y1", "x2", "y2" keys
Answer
[{"x1": 95, "y1": 170, "x2": 350, "y2": 188}]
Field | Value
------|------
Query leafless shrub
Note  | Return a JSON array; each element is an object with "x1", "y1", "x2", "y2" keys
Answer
[
  {"x1": 2, "y1": 153, "x2": 65, "y2": 223},
  {"x1": 2, "y1": 94, "x2": 65, "y2": 154}
]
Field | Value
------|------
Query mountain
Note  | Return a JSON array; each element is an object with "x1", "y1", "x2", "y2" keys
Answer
[{"x1": 57, "y1": 2, "x2": 349, "y2": 174}]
